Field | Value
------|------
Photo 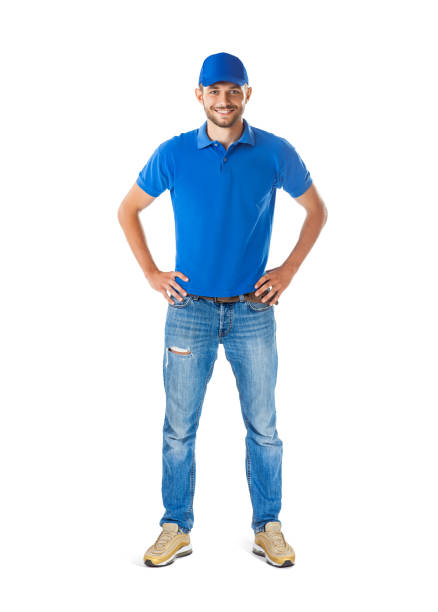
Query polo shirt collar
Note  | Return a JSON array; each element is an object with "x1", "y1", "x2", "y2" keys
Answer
[{"x1": 197, "y1": 117, "x2": 255, "y2": 149}]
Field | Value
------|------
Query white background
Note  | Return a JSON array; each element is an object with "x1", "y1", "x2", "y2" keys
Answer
[{"x1": 1, "y1": 0, "x2": 437, "y2": 609}]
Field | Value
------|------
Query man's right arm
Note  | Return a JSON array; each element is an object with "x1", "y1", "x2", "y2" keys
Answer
[
  {"x1": 117, "y1": 183, "x2": 189, "y2": 303},
  {"x1": 117, "y1": 182, "x2": 159, "y2": 278}
]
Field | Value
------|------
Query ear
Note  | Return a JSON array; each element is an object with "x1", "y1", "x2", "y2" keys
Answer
[{"x1": 195, "y1": 88, "x2": 203, "y2": 103}]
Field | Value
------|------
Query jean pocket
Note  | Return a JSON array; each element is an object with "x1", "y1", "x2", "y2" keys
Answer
[
  {"x1": 168, "y1": 294, "x2": 193, "y2": 308},
  {"x1": 246, "y1": 299, "x2": 273, "y2": 311}
]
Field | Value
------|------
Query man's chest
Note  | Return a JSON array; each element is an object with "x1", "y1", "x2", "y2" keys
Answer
[{"x1": 172, "y1": 148, "x2": 278, "y2": 210}]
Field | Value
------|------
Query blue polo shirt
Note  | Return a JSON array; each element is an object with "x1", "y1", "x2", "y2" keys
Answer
[{"x1": 136, "y1": 118, "x2": 312, "y2": 297}]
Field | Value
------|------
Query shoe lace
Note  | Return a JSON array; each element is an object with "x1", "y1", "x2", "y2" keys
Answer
[
  {"x1": 154, "y1": 529, "x2": 176, "y2": 550},
  {"x1": 267, "y1": 531, "x2": 286, "y2": 550}
]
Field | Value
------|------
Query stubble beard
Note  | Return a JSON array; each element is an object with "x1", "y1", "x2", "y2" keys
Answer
[{"x1": 204, "y1": 104, "x2": 244, "y2": 129}]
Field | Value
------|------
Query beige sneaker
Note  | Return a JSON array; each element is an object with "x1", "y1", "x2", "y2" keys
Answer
[
  {"x1": 253, "y1": 521, "x2": 295, "y2": 567},
  {"x1": 143, "y1": 523, "x2": 192, "y2": 567}
]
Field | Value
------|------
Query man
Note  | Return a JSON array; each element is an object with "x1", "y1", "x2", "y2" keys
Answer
[{"x1": 118, "y1": 52, "x2": 327, "y2": 568}]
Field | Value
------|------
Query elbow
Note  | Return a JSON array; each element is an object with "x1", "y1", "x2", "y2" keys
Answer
[
  {"x1": 117, "y1": 204, "x2": 124, "y2": 226},
  {"x1": 117, "y1": 200, "x2": 129, "y2": 225},
  {"x1": 321, "y1": 201, "x2": 328, "y2": 226},
  {"x1": 118, "y1": 201, "x2": 140, "y2": 228},
  {"x1": 117, "y1": 202, "x2": 129, "y2": 229}
]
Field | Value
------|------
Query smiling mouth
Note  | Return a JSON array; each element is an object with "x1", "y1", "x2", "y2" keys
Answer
[{"x1": 215, "y1": 108, "x2": 234, "y2": 115}]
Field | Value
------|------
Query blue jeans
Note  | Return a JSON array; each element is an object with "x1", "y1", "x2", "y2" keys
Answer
[{"x1": 159, "y1": 293, "x2": 283, "y2": 535}]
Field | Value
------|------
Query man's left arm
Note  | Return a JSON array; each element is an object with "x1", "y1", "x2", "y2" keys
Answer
[{"x1": 254, "y1": 183, "x2": 328, "y2": 304}]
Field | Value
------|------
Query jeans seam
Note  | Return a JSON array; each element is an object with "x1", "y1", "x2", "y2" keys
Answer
[
  {"x1": 187, "y1": 357, "x2": 216, "y2": 514},
  {"x1": 228, "y1": 358, "x2": 256, "y2": 517}
]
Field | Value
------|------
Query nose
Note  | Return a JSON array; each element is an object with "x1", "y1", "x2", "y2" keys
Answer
[{"x1": 216, "y1": 92, "x2": 233, "y2": 107}]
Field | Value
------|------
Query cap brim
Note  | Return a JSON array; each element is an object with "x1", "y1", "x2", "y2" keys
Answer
[{"x1": 200, "y1": 74, "x2": 246, "y2": 87}]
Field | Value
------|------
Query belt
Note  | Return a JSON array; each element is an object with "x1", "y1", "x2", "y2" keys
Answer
[{"x1": 187, "y1": 289, "x2": 279, "y2": 305}]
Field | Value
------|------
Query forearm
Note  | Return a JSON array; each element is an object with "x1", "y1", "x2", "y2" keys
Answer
[
  {"x1": 118, "y1": 211, "x2": 158, "y2": 279},
  {"x1": 282, "y1": 209, "x2": 327, "y2": 272}
]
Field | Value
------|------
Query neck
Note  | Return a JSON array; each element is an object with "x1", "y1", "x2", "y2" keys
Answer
[{"x1": 206, "y1": 118, "x2": 245, "y2": 151}]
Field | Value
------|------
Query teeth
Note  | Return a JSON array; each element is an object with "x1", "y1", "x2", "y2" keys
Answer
[{"x1": 216, "y1": 109, "x2": 233, "y2": 114}]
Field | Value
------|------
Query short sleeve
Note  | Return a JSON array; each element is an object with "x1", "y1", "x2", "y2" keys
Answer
[
  {"x1": 277, "y1": 138, "x2": 312, "y2": 198},
  {"x1": 136, "y1": 138, "x2": 174, "y2": 197}
]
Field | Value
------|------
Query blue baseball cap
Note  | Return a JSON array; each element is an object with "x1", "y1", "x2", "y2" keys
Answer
[{"x1": 198, "y1": 52, "x2": 249, "y2": 87}]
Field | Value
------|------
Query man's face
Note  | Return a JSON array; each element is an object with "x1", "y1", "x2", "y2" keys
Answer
[{"x1": 196, "y1": 81, "x2": 251, "y2": 128}]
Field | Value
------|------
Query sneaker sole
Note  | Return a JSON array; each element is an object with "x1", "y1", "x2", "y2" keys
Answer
[
  {"x1": 252, "y1": 543, "x2": 294, "y2": 568},
  {"x1": 144, "y1": 544, "x2": 193, "y2": 567}
]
